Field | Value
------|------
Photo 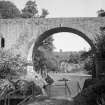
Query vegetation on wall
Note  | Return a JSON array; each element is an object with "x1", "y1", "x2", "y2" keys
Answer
[
  {"x1": 0, "y1": 50, "x2": 27, "y2": 79},
  {"x1": 82, "y1": 52, "x2": 94, "y2": 74},
  {"x1": 96, "y1": 29, "x2": 105, "y2": 58}
]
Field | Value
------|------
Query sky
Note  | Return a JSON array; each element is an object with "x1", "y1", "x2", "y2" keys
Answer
[
  {"x1": 9, "y1": 0, "x2": 105, "y2": 17},
  {"x1": 8, "y1": 0, "x2": 105, "y2": 52},
  {"x1": 53, "y1": 33, "x2": 90, "y2": 52}
]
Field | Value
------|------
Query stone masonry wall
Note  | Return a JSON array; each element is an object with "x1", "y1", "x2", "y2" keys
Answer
[{"x1": 0, "y1": 17, "x2": 104, "y2": 59}]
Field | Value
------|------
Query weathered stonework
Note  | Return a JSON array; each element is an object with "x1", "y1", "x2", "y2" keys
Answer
[
  {"x1": 0, "y1": 17, "x2": 104, "y2": 59},
  {"x1": 0, "y1": 17, "x2": 105, "y2": 77}
]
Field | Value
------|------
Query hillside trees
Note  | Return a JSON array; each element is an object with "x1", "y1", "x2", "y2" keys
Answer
[
  {"x1": 68, "y1": 54, "x2": 80, "y2": 64},
  {"x1": 0, "y1": 0, "x2": 49, "y2": 19},
  {"x1": 0, "y1": 1, "x2": 21, "y2": 19}
]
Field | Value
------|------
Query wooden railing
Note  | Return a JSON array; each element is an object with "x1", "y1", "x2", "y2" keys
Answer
[{"x1": 46, "y1": 78, "x2": 82, "y2": 98}]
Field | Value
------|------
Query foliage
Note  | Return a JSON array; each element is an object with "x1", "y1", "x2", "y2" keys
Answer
[
  {"x1": 54, "y1": 51, "x2": 94, "y2": 73},
  {"x1": 33, "y1": 19, "x2": 54, "y2": 73},
  {"x1": 97, "y1": 9, "x2": 105, "y2": 17},
  {"x1": 40, "y1": 9, "x2": 49, "y2": 18},
  {"x1": 68, "y1": 54, "x2": 79, "y2": 64},
  {"x1": 33, "y1": 47, "x2": 59, "y2": 74},
  {"x1": 40, "y1": 36, "x2": 54, "y2": 52},
  {"x1": 73, "y1": 79, "x2": 105, "y2": 105},
  {"x1": 95, "y1": 29, "x2": 105, "y2": 58},
  {"x1": 83, "y1": 56, "x2": 95, "y2": 74},
  {"x1": 0, "y1": 50, "x2": 27, "y2": 79},
  {"x1": 80, "y1": 50, "x2": 91, "y2": 61},
  {"x1": 79, "y1": 50, "x2": 95, "y2": 74},
  {"x1": 54, "y1": 51, "x2": 81, "y2": 64},
  {"x1": 14, "y1": 80, "x2": 42, "y2": 96},
  {"x1": 21, "y1": 0, "x2": 38, "y2": 18},
  {"x1": 0, "y1": 0, "x2": 49, "y2": 19},
  {"x1": 0, "y1": 1, "x2": 20, "y2": 19},
  {"x1": 21, "y1": 0, "x2": 49, "y2": 18},
  {"x1": 33, "y1": 49, "x2": 47, "y2": 73},
  {"x1": 0, "y1": 79, "x2": 15, "y2": 92},
  {"x1": 45, "y1": 52, "x2": 59, "y2": 72}
]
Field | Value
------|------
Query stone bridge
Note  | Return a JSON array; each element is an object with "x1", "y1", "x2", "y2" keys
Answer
[{"x1": 0, "y1": 17, "x2": 105, "y2": 77}]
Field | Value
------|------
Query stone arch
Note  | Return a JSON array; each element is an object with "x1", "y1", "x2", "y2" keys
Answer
[
  {"x1": 32, "y1": 27, "x2": 97, "y2": 77},
  {"x1": 33, "y1": 27, "x2": 96, "y2": 52}
]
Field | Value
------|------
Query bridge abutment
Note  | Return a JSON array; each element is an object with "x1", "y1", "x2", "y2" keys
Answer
[{"x1": 95, "y1": 52, "x2": 105, "y2": 78}]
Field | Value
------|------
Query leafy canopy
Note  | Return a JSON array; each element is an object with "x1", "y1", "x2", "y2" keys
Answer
[{"x1": 0, "y1": 1, "x2": 20, "y2": 19}]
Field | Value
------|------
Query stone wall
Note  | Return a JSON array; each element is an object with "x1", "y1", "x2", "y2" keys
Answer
[{"x1": 0, "y1": 17, "x2": 104, "y2": 59}]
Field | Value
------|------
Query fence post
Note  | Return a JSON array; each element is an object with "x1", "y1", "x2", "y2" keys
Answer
[{"x1": 77, "y1": 81, "x2": 81, "y2": 93}]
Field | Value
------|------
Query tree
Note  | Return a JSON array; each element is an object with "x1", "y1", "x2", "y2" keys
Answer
[
  {"x1": 83, "y1": 56, "x2": 95, "y2": 74},
  {"x1": 97, "y1": 9, "x2": 105, "y2": 17},
  {"x1": 43, "y1": 50, "x2": 59, "y2": 72},
  {"x1": 80, "y1": 50, "x2": 92, "y2": 61},
  {"x1": 96, "y1": 28, "x2": 105, "y2": 58},
  {"x1": 40, "y1": 36, "x2": 54, "y2": 51},
  {"x1": 33, "y1": 49, "x2": 47, "y2": 74},
  {"x1": 68, "y1": 54, "x2": 79, "y2": 64},
  {"x1": 0, "y1": 50, "x2": 27, "y2": 79},
  {"x1": 33, "y1": 46, "x2": 58, "y2": 73},
  {"x1": 21, "y1": 0, "x2": 38, "y2": 18},
  {"x1": 40, "y1": 9, "x2": 49, "y2": 18},
  {"x1": 0, "y1": 1, "x2": 20, "y2": 19},
  {"x1": 21, "y1": 0, "x2": 49, "y2": 18}
]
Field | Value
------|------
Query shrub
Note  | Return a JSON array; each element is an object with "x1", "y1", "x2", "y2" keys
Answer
[
  {"x1": 73, "y1": 79, "x2": 105, "y2": 105},
  {"x1": 95, "y1": 29, "x2": 105, "y2": 58},
  {"x1": 14, "y1": 80, "x2": 42, "y2": 96},
  {"x1": 0, "y1": 50, "x2": 27, "y2": 79},
  {"x1": 0, "y1": 79, "x2": 15, "y2": 94}
]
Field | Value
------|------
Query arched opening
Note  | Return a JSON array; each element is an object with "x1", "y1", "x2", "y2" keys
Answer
[
  {"x1": 33, "y1": 27, "x2": 96, "y2": 52},
  {"x1": 32, "y1": 27, "x2": 96, "y2": 77}
]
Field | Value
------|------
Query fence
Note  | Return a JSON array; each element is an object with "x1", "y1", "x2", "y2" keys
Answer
[{"x1": 46, "y1": 78, "x2": 82, "y2": 98}]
